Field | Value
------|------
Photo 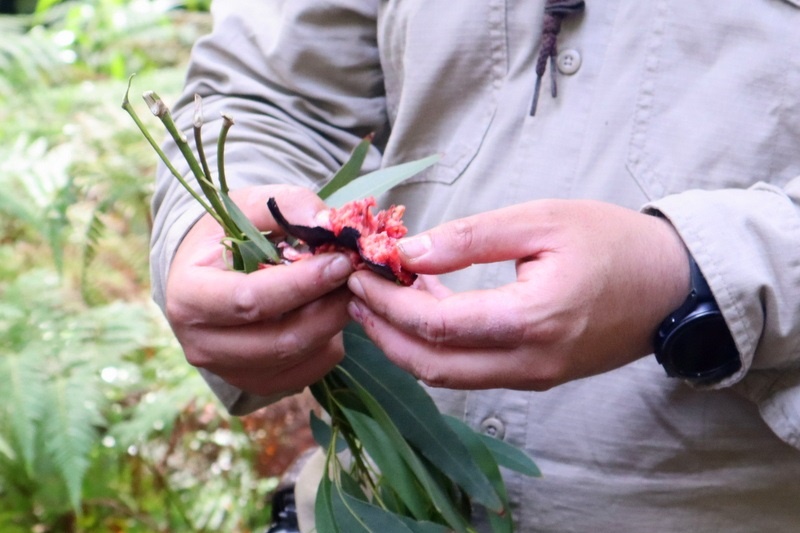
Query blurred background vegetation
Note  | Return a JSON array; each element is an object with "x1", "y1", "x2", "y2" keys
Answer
[{"x1": 0, "y1": 1, "x2": 316, "y2": 531}]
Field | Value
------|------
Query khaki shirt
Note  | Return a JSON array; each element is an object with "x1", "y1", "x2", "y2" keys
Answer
[{"x1": 151, "y1": 0, "x2": 800, "y2": 529}]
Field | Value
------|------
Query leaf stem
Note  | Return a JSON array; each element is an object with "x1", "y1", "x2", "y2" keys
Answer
[
  {"x1": 217, "y1": 113, "x2": 235, "y2": 196},
  {"x1": 193, "y1": 94, "x2": 215, "y2": 190},
  {"x1": 142, "y1": 89, "x2": 241, "y2": 240},
  {"x1": 121, "y1": 79, "x2": 220, "y2": 226}
]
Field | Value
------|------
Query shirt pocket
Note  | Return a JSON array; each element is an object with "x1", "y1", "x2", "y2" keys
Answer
[
  {"x1": 626, "y1": 0, "x2": 800, "y2": 199},
  {"x1": 377, "y1": 0, "x2": 508, "y2": 185}
]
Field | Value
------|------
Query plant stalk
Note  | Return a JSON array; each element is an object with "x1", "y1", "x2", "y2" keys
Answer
[{"x1": 141, "y1": 90, "x2": 240, "y2": 240}]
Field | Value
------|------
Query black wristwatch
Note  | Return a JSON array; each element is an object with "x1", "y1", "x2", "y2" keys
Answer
[{"x1": 653, "y1": 254, "x2": 741, "y2": 384}]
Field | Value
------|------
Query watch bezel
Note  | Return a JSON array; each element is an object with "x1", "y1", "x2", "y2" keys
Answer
[{"x1": 653, "y1": 255, "x2": 741, "y2": 383}]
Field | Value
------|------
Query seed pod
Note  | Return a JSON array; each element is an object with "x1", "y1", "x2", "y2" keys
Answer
[{"x1": 267, "y1": 197, "x2": 417, "y2": 286}]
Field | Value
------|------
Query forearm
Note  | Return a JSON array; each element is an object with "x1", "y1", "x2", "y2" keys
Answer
[
  {"x1": 150, "y1": 0, "x2": 385, "y2": 414},
  {"x1": 645, "y1": 177, "x2": 800, "y2": 447},
  {"x1": 645, "y1": 179, "x2": 800, "y2": 377}
]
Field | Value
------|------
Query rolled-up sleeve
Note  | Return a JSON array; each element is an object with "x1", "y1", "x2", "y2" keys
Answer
[
  {"x1": 149, "y1": 0, "x2": 385, "y2": 414},
  {"x1": 645, "y1": 176, "x2": 800, "y2": 448}
]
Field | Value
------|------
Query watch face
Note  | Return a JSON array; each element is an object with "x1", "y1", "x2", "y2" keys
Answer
[{"x1": 665, "y1": 313, "x2": 741, "y2": 380}]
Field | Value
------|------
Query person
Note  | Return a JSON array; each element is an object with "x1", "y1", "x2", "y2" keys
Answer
[{"x1": 150, "y1": 0, "x2": 800, "y2": 530}]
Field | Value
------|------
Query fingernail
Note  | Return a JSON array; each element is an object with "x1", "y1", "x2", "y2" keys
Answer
[
  {"x1": 314, "y1": 209, "x2": 331, "y2": 227},
  {"x1": 348, "y1": 299, "x2": 364, "y2": 323},
  {"x1": 348, "y1": 276, "x2": 365, "y2": 299},
  {"x1": 398, "y1": 234, "x2": 431, "y2": 260},
  {"x1": 326, "y1": 255, "x2": 352, "y2": 281}
]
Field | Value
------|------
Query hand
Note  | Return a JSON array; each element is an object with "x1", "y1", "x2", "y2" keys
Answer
[
  {"x1": 346, "y1": 199, "x2": 690, "y2": 391},
  {"x1": 165, "y1": 185, "x2": 353, "y2": 397}
]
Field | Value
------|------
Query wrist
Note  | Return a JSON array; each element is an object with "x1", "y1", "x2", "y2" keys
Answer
[{"x1": 648, "y1": 214, "x2": 693, "y2": 328}]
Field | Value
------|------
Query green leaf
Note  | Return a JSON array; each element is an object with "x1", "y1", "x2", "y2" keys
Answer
[
  {"x1": 340, "y1": 407, "x2": 431, "y2": 521},
  {"x1": 317, "y1": 137, "x2": 372, "y2": 200},
  {"x1": 0, "y1": 433, "x2": 15, "y2": 461},
  {"x1": 478, "y1": 434, "x2": 541, "y2": 478},
  {"x1": 324, "y1": 154, "x2": 440, "y2": 208},
  {"x1": 397, "y1": 516, "x2": 452, "y2": 533},
  {"x1": 333, "y1": 369, "x2": 471, "y2": 532},
  {"x1": 333, "y1": 481, "x2": 449, "y2": 533},
  {"x1": 0, "y1": 354, "x2": 44, "y2": 477},
  {"x1": 315, "y1": 474, "x2": 341, "y2": 533},
  {"x1": 42, "y1": 369, "x2": 103, "y2": 511},
  {"x1": 310, "y1": 411, "x2": 334, "y2": 449},
  {"x1": 309, "y1": 411, "x2": 347, "y2": 454},
  {"x1": 328, "y1": 470, "x2": 372, "y2": 533},
  {"x1": 339, "y1": 323, "x2": 502, "y2": 513},
  {"x1": 377, "y1": 483, "x2": 406, "y2": 517},
  {"x1": 445, "y1": 416, "x2": 513, "y2": 533},
  {"x1": 219, "y1": 193, "x2": 280, "y2": 265},
  {"x1": 234, "y1": 239, "x2": 269, "y2": 273}
]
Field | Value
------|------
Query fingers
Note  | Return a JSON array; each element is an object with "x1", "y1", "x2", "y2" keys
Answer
[
  {"x1": 175, "y1": 287, "x2": 351, "y2": 398},
  {"x1": 167, "y1": 252, "x2": 353, "y2": 327},
  {"x1": 178, "y1": 286, "x2": 352, "y2": 371},
  {"x1": 397, "y1": 202, "x2": 558, "y2": 274},
  {"x1": 348, "y1": 272, "x2": 527, "y2": 349},
  {"x1": 348, "y1": 301, "x2": 560, "y2": 391},
  {"x1": 164, "y1": 184, "x2": 357, "y2": 398},
  {"x1": 345, "y1": 200, "x2": 696, "y2": 393},
  {"x1": 220, "y1": 336, "x2": 345, "y2": 397},
  {"x1": 413, "y1": 275, "x2": 454, "y2": 299}
]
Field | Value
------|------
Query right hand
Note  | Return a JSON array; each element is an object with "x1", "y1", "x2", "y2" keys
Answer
[{"x1": 165, "y1": 184, "x2": 354, "y2": 397}]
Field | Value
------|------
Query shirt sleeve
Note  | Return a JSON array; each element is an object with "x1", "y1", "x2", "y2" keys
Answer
[
  {"x1": 644, "y1": 176, "x2": 800, "y2": 448},
  {"x1": 149, "y1": 0, "x2": 385, "y2": 415}
]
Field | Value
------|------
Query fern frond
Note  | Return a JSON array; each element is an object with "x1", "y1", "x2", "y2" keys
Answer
[
  {"x1": 0, "y1": 14, "x2": 30, "y2": 34},
  {"x1": 0, "y1": 28, "x2": 66, "y2": 96},
  {"x1": 0, "y1": 354, "x2": 46, "y2": 477},
  {"x1": 80, "y1": 207, "x2": 106, "y2": 301},
  {"x1": 0, "y1": 137, "x2": 72, "y2": 219},
  {"x1": 70, "y1": 302, "x2": 153, "y2": 363},
  {"x1": 41, "y1": 368, "x2": 103, "y2": 512},
  {"x1": 0, "y1": 434, "x2": 15, "y2": 461}
]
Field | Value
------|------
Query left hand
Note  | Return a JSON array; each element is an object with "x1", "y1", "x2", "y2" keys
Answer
[{"x1": 346, "y1": 199, "x2": 690, "y2": 391}]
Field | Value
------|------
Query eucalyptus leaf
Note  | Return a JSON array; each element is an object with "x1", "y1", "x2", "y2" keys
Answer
[
  {"x1": 445, "y1": 416, "x2": 513, "y2": 533},
  {"x1": 220, "y1": 193, "x2": 280, "y2": 264},
  {"x1": 334, "y1": 364, "x2": 471, "y2": 532},
  {"x1": 310, "y1": 411, "x2": 335, "y2": 450},
  {"x1": 396, "y1": 515, "x2": 452, "y2": 533},
  {"x1": 315, "y1": 474, "x2": 340, "y2": 533},
  {"x1": 341, "y1": 406, "x2": 431, "y2": 521},
  {"x1": 378, "y1": 484, "x2": 406, "y2": 517},
  {"x1": 317, "y1": 136, "x2": 372, "y2": 200},
  {"x1": 324, "y1": 154, "x2": 439, "y2": 208},
  {"x1": 330, "y1": 475, "x2": 373, "y2": 533},
  {"x1": 234, "y1": 239, "x2": 268, "y2": 273},
  {"x1": 339, "y1": 323, "x2": 502, "y2": 513},
  {"x1": 478, "y1": 434, "x2": 541, "y2": 478},
  {"x1": 309, "y1": 411, "x2": 347, "y2": 453},
  {"x1": 333, "y1": 482, "x2": 450, "y2": 533}
]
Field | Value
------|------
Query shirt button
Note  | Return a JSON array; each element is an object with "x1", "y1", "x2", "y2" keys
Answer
[
  {"x1": 557, "y1": 49, "x2": 582, "y2": 75},
  {"x1": 480, "y1": 417, "x2": 506, "y2": 440}
]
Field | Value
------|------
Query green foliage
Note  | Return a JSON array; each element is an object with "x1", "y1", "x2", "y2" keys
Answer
[
  {"x1": 0, "y1": 2, "x2": 274, "y2": 532},
  {"x1": 123, "y1": 3, "x2": 535, "y2": 528},
  {"x1": 0, "y1": 270, "x2": 144, "y2": 517},
  {"x1": 0, "y1": 21, "x2": 68, "y2": 97},
  {"x1": 309, "y1": 325, "x2": 539, "y2": 533},
  {"x1": 0, "y1": 0, "x2": 210, "y2": 102}
]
